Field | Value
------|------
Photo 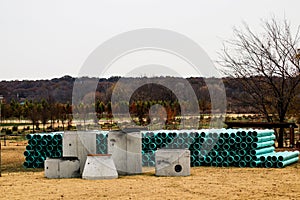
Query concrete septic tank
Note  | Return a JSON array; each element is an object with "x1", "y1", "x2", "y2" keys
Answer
[
  {"x1": 108, "y1": 129, "x2": 142, "y2": 175},
  {"x1": 63, "y1": 131, "x2": 97, "y2": 174},
  {"x1": 82, "y1": 154, "x2": 118, "y2": 180},
  {"x1": 155, "y1": 149, "x2": 190, "y2": 177},
  {"x1": 45, "y1": 157, "x2": 80, "y2": 178}
]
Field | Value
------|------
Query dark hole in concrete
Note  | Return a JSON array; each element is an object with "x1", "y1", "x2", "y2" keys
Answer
[{"x1": 174, "y1": 164, "x2": 182, "y2": 173}]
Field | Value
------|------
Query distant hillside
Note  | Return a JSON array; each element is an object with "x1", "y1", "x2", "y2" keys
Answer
[{"x1": 0, "y1": 75, "x2": 247, "y2": 113}]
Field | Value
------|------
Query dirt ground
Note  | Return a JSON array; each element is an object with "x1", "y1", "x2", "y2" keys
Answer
[{"x1": 0, "y1": 143, "x2": 300, "y2": 200}]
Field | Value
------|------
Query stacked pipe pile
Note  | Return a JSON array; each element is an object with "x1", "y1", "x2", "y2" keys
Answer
[
  {"x1": 141, "y1": 129, "x2": 299, "y2": 168},
  {"x1": 23, "y1": 132, "x2": 63, "y2": 168},
  {"x1": 96, "y1": 131, "x2": 109, "y2": 154}
]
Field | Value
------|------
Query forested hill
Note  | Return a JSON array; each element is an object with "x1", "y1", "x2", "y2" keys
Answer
[{"x1": 0, "y1": 75, "x2": 245, "y2": 112}]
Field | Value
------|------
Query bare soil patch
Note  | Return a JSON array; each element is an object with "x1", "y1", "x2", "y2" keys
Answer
[{"x1": 1, "y1": 143, "x2": 299, "y2": 200}]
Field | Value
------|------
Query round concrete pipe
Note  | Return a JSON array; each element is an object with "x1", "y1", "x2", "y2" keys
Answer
[{"x1": 276, "y1": 157, "x2": 299, "y2": 168}]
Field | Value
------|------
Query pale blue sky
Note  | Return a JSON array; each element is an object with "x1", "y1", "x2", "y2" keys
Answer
[{"x1": 0, "y1": 0, "x2": 299, "y2": 80}]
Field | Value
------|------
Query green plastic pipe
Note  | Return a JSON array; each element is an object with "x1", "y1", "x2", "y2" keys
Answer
[
  {"x1": 252, "y1": 135, "x2": 276, "y2": 143},
  {"x1": 227, "y1": 156, "x2": 234, "y2": 163},
  {"x1": 216, "y1": 156, "x2": 224, "y2": 163},
  {"x1": 251, "y1": 130, "x2": 274, "y2": 137},
  {"x1": 276, "y1": 157, "x2": 299, "y2": 168},
  {"x1": 245, "y1": 136, "x2": 253, "y2": 144},
  {"x1": 250, "y1": 160, "x2": 262, "y2": 168},
  {"x1": 244, "y1": 155, "x2": 252, "y2": 162},
  {"x1": 251, "y1": 140, "x2": 274, "y2": 149},
  {"x1": 277, "y1": 151, "x2": 299, "y2": 161},
  {"x1": 265, "y1": 161, "x2": 273, "y2": 168},
  {"x1": 229, "y1": 138, "x2": 235, "y2": 145},
  {"x1": 26, "y1": 145, "x2": 33, "y2": 151},
  {"x1": 223, "y1": 143, "x2": 230, "y2": 150},
  {"x1": 238, "y1": 149, "x2": 247, "y2": 157},
  {"x1": 24, "y1": 150, "x2": 32, "y2": 157},
  {"x1": 234, "y1": 155, "x2": 241, "y2": 162},
  {"x1": 239, "y1": 160, "x2": 247, "y2": 167},
  {"x1": 250, "y1": 146, "x2": 275, "y2": 156},
  {"x1": 26, "y1": 134, "x2": 33, "y2": 140},
  {"x1": 240, "y1": 142, "x2": 248, "y2": 149}
]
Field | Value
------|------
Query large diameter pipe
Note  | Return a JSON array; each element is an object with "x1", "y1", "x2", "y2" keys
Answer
[
  {"x1": 251, "y1": 130, "x2": 274, "y2": 137},
  {"x1": 276, "y1": 157, "x2": 299, "y2": 168}
]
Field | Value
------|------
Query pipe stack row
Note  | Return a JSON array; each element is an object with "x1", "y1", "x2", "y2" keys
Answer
[
  {"x1": 96, "y1": 132, "x2": 108, "y2": 154},
  {"x1": 141, "y1": 129, "x2": 299, "y2": 168},
  {"x1": 23, "y1": 132, "x2": 63, "y2": 168},
  {"x1": 256, "y1": 151, "x2": 299, "y2": 168}
]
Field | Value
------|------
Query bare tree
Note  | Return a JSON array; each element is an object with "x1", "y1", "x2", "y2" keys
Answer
[{"x1": 220, "y1": 18, "x2": 300, "y2": 147}]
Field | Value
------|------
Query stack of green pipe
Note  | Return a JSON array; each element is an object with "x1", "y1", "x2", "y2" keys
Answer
[
  {"x1": 141, "y1": 129, "x2": 299, "y2": 168},
  {"x1": 257, "y1": 151, "x2": 299, "y2": 168},
  {"x1": 23, "y1": 132, "x2": 63, "y2": 168},
  {"x1": 96, "y1": 131, "x2": 109, "y2": 154}
]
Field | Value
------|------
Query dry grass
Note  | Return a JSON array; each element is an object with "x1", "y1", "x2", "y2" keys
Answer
[{"x1": 0, "y1": 142, "x2": 300, "y2": 200}]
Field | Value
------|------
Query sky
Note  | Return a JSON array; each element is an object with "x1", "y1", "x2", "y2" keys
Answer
[{"x1": 0, "y1": 0, "x2": 300, "y2": 81}]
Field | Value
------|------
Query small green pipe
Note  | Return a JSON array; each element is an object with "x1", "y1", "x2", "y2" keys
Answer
[
  {"x1": 276, "y1": 157, "x2": 299, "y2": 168},
  {"x1": 250, "y1": 146, "x2": 275, "y2": 156},
  {"x1": 251, "y1": 141, "x2": 274, "y2": 149}
]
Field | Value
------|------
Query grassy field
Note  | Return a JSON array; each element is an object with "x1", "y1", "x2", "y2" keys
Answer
[{"x1": 0, "y1": 140, "x2": 300, "y2": 200}]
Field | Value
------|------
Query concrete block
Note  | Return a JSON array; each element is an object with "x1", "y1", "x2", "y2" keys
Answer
[
  {"x1": 82, "y1": 154, "x2": 118, "y2": 180},
  {"x1": 63, "y1": 131, "x2": 98, "y2": 174},
  {"x1": 45, "y1": 158, "x2": 80, "y2": 178},
  {"x1": 155, "y1": 149, "x2": 190, "y2": 176},
  {"x1": 108, "y1": 131, "x2": 142, "y2": 175},
  {"x1": 63, "y1": 132, "x2": 78, "y2": 157}
]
